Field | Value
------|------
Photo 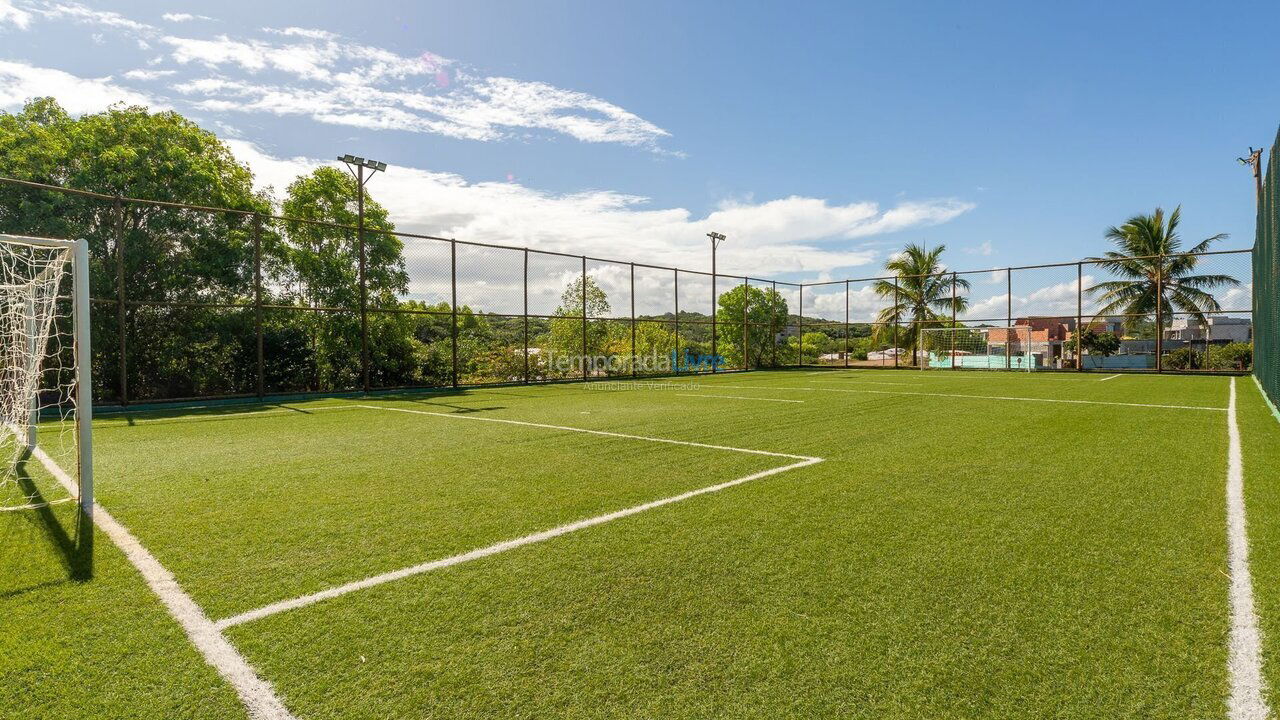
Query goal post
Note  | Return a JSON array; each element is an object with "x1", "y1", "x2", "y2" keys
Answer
[
  {"x1": 918, "y1": 326, "x2": 1034, "y2": 371},
  {"x1": 0, "y1": 234, "x2": 92, "y2": 515}
]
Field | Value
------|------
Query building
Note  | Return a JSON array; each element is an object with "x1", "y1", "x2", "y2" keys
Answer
[{"x1": 1164, "y1": 316, "x2": 1251, "y2": 343}]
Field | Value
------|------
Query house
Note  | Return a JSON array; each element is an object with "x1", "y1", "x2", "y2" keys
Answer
[{"x1": 1164, "y1": 316, "x2": 1251, "y2": 343}]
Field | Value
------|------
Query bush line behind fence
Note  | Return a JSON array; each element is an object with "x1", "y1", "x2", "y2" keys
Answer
[{"x1": 0, "y1": 176, "x2": 1259, "y2": 406}]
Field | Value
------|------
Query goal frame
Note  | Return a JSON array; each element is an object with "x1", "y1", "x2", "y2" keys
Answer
[
  {"x1": 3, "y1": 234, "x2": 92, "y2": 514},
  {"x1": 917, "y1": 325, "x2": 1034, "y2": 372}
]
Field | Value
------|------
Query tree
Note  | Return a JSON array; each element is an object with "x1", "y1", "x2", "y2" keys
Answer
[
  {"x1": 280, "y1": 167, "x2": 407, "y2": 308},
  {"x1": 869, "y1": 243, "x2": 969, "y2": 366},
  {"x1": 714, "y1": 284, "x2": 790, "y2": 368},
  {"x1": 1207, "y1": 342, "x2": 1252, "y2": 371},
  {"x1": 278, "y1": 167, "x2": 412, "y2": 389},
  {"x1": 1086, "y1": 207, "x2": 1239, "y2": 331},
  {"x1": 546, "y1": 276, "x2": 611, "y2": 374},
  {"x1": 0, "y1": 98, "x2": 274, "y2": 400},
  {"x1": 1079, "y1": 329, "x2": 1121, "y2": 358}
]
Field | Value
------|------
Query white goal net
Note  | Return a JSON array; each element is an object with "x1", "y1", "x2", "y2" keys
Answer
[
  {"x1": 919, "y1": 326, "x2": 1035, "y2": 371},
  {"x1": 0, "y1": 234, "x2": 91, "y2": 513}
]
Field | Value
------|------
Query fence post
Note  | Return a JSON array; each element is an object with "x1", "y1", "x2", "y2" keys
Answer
[
  {"x1": 581, "y1": 256, "x2": 588, "y2": 380},
  {"x1": 114, "y1": 196, "x2": 127, "y2": 406},
  {"x1": 771, "y1": 281, "x2": 777, "y2": 368},
  {"x1": 742, "y1": 277, "x2": 748, "y2": 371},
  {"x1": 631, "y1": 263, "x2": 637, "y2": 378},
  {"x1": 1076, "y1": 262, "x2": 1083, "y2": 372},
  {"x1": 1156, "y1": 255, "x2": 1164, "y2": 373},
  {"x1": 1006, "y1": 268, "x2": 1012, "y2": 370},
  {"x1": 952, "y1": 272, "x2": 958, "y2": 369},
  {"x1": 674, "y1": 269, "x2": 680, "y2": 375},
  {"x1": 798, "y1": 285, "x2": 804, "y2": 367},
  {"x1": 844, "y1": 280, "x2": 850, "y2": 368},
  {"x1": 523, "y1": 248, "x2": 529, "y2": 384},
  {"x1": 253, "y1": 214, "x2": 264, "y2": 398},
  {"x1": 450, "y1": 240, "x2": 458, "y2": 388},
  {"x1": 893, "y1": 277, "x2": 900, "y2": 369},
  {"x1": 711, "y1": 270, "x2": 717, "y2": 374},
  {"x1": 358, "y1": 214, "x2": 369, "y2": 395}
]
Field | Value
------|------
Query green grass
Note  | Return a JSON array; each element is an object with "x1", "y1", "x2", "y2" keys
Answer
[{"x1": 4, "y1": 368, "x2": 1273, "y2": 718}]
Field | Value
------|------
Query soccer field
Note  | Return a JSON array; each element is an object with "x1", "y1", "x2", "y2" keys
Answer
[{"x1": 4, "y1": 369, "x2": 1280, "y2": 719}]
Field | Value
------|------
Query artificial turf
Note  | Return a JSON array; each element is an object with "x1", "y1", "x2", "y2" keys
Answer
[{"x1": 3, "y1": 369, "x2": 1276, "y2": 718}]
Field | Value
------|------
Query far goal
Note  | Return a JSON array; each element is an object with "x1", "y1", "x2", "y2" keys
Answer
[
  {"x1": 919, "y1": 326, "x2": 1035, "y2": 371},
  {"x1": 0, "y1": 234, "x2": 92, "y2": 514}
]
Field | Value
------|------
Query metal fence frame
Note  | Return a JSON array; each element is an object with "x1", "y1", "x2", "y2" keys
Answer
[{"x1": 0, "y1": 176, "x2": 1259, "y2": 406}]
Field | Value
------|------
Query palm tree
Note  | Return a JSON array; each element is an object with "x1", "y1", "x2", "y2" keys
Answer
[
  {"x1": 870, "y1": 243, "x2": 969, "y2": 366},
  {"x1": 1086, "y1": 207, "x2": 1239, "y2": 330}
]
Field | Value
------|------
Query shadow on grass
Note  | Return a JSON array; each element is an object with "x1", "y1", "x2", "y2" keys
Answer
[
  {"x1": 101, "y1": 401, "x2": 340, "y2": 428},
  {"x1": 9, "y1": 452, "x2": 93, "y2": 587}
]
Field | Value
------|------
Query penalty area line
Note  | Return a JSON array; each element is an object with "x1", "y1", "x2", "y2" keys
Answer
[
  {"x1": 1098, "y1": 374, "x2": 1122, "y2": 382},
  {"x1": 213, "y1": 404, "x2": 823, "y2": 629},
  {"x1": 675, "y1": 393, "x2": 804, "y2": 404}
]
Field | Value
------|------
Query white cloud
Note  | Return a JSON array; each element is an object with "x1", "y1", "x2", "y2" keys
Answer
[
  {"x1": 160, "y1": 31, "x2": 672, "y2": 149},
  {"x1": 262, "y1": 26, "x2": 336, "y2": 40},
  {"x1": 964, "y1": 240, "x2": 993, "y2": 256},
  {"x1": 122, "y1": 68, "x2": 176, "y2": 81},
  {"x1": 162, "y1": 12, "x2": 211, "y2": 23},
  {"x1": 0, "y1": 60, "x2": 162, "y2": 114},
  {"x1": 227, "y1": 140, "x2": 974, "y2": 282},
  {"x1": 35, "y1": 1, "x2": 156, "y2": 33},
  {"x1": 962, "y1": 275, "x2": 1093, "y2": 321},
  {"x1": 0, "y1": 0, "x2": 33, "y2": 29}
]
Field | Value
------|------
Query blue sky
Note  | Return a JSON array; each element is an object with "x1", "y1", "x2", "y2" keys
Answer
[{"x1": 0, "y1": 0, "x2": 1273, "y2": 298}]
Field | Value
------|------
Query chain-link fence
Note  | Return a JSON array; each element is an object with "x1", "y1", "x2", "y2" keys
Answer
[
  {"x1": 0, "y1": 176, "x2": 1259, "y2": 406},
  {"x1": 1256, "y1": 130, "x2": 1280, "y2": 410}
]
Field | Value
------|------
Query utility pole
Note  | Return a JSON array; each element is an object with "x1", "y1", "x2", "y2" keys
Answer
[
  {"x1": 708, "y1": 231, "x2": 726, "y2": 372},
  {"x1": 1239, "y1": 147, "x2": 1264, "y2": 206},
  {"x1": 338, "y1": 154, "x2": 388, "y2": 393}
]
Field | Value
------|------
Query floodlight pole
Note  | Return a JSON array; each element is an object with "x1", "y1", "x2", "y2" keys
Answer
[
  {"x1": 338, "y1": 154, "x2": 387, "y2": 393},
  {"x1": 1239, "y1": 147, "x2": 1264, "y2": 207},
  {"x1": 708, "y1": 231, "x2": 726, "y2": 372}
]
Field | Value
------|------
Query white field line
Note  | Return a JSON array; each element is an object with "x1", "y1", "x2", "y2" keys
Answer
[
  {"x1": 1098, "y1": 374, "x2": 1122, "y2": 382},
  {"x1": 352, "y1": 404, "x2": 814, "y2": 459},
  {"x1": 214, "y1": 404, "x2": 823, "y2": 629},
  {"x1": 1225, "y1": 378, "x2": 1271, "y2": 720},
  {"x1": 657, "y1": 383, "x2": 1226, "y2": 412},
  {"x1": 675, "y1": 393, "x2": 804, "y2": 404},
  {"x1": 805, "y1": 380, "x2": 918, "y2": 387},
  {"x1": 30, "y1": 446, "x2": 296, "y2": 720}
]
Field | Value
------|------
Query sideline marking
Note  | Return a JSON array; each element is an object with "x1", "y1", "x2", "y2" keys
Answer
[
  {"x1": 659, "y1": 383, "x2": 1226, "y2": 412},
  {"x1": 675, "y1": 393, "x2": 804, "y2": 404},
  {"x1": 31, "y1": 446, "x2": 295, "y2": 720},
  {"x1": 214, "y1": 404, "x2": 822, "y2": 628},
  {"x1": 1098, "y1": 374, "x2": 1122, "y2": 382},
  {"x1": 1225, "y1": 378, "x2": 1271, "y2": 720}
]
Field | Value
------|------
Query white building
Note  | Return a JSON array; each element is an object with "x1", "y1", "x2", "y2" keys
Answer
[{"x1": 1164, "y1": 316, "x2": 1251, "y2": 343}]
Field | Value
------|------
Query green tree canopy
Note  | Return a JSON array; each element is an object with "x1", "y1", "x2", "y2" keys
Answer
[
  {"x1": 0, "y1": 98, "x2": 272, "y2": 303},
  {"x1": 715, "y1": 284, "x2": 789, "y2": 367},
  {"x1": 1086, "y1": 206, "x2": 1239, "y2": 328},
  {"x1": 280, "y1": 166, "x2": 407, "y2": 308},
  {"x1": 547, "y1": 276, "x2": 612, "y2": 371},
  {"x1": 870, "y1": 243, "x2": 969, "y2": 366}
]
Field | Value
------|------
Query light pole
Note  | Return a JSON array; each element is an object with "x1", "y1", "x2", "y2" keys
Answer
[
  {"x1": 338, "y1": 154, "x2": 388, "y2": 393},
  {"x1": 708, "y1": 231, "x2": 726, "y2": 372},
  {"x1": 1238, "y1": 147, "x2": 1264, "y2": 207}
]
